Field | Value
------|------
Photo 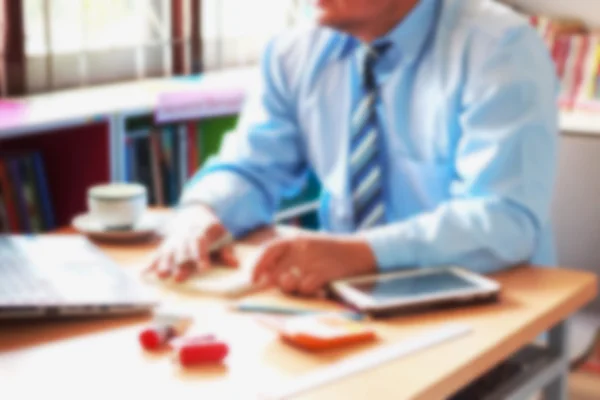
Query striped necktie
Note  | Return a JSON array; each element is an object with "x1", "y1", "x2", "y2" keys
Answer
[{"x1": 350, "y1": 43, "x2": 390, "y2": 231}]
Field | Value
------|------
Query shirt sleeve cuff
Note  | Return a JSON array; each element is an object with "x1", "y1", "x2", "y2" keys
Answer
[
  {"x1": 359, "y1": 224, "x2": 417, "y2": 272},
  {"x1": 179, "y1": 171, "x2": 273, "y2": 237}
]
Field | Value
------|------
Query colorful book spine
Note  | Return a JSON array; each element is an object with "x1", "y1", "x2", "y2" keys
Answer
[
  {"x1": 195, "y1": 124, "x2": 204, "y2": 169},
  {"x1": 160, "y1": 127, "x2": 174, "y2": 204},
  {"x1": 133, "y1": 134, "x2": 155, "y2": 205},
  {"x1": 149, "y1": 130, "x2": 165, "y2": 206},
  {"x1": 187, "y1": 122, "x2": 198, "y2": 178},
  {"x1": 6, "y1": 157, "x2": 31, "y2": 232},
  {"x1": 124, "y1": 137, "x2": 131, "y2": 182},
  {"x1": 596, "y1": 45, "x2": 600, "y2": 99},
  {"x1": 530, "y1": 16, "x2": 600, "y2": 110},
  {"x1": 0, "y1": 179, "x2": 8, "y2": 232},
  {"x1": 566, "y1": 36, "x2": 586, "y2": 104},
  {"x1": 162, "y1": 125, "x2": 183, "y2": 205},
  {"x1": 590, "y1": 43, "x2": 600, "y2": 98},
  {"x1": 176, "y1": 124, "x2": 188, "y2": 196},
  {"x1": 20, "y1": 155, "x2": 44, "y2": 232},
  {"x1": 197, "y1": 115, "x2": 238, "y2": 166},
  {"x1": 31, "y1": 152, "x2": 56, "y2": 231},
  {"x1": 0, "y1": 159, "x2": 20, "y2": 232}
]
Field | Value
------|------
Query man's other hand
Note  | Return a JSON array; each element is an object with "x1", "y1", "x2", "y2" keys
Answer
[
  {"x1": 252, "y1": 234, "x2": 378, "y2": 297},
  {"x1": 146, "y1": 204, "x2": 237, "y2": 282}
]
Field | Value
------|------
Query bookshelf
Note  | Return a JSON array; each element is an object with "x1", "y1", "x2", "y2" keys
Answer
[
  {"x1": 2, "y1": 73, "x2": 600, "y2": 234},
  {"x1": 118, "y1": 108, "x2": 321, "y2": 229},
  {"x1": 0, "y1": 66, "x2": 320, "y2": 233},
  {"x1": 560, "y1": 111, "x2": 600, "y2": 136},
  {"x1": 0, "y1": 124, "x2": 109, "y2": 233},
  {"x1": 528, "y1": 15, "x2": 600, "y2": 113}
]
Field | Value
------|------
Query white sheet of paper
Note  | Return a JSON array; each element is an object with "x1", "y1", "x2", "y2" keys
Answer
[
  {"x1": 258, "y1": 323, "x2": 472, "y2": 400},
  {"x1": 144, "y1": 243, "x2": 263, "y2": 297}
]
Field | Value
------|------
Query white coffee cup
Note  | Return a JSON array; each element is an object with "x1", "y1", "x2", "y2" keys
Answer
[{"x1": 87, "y1": 183, "x2": 148, "y2": 230}]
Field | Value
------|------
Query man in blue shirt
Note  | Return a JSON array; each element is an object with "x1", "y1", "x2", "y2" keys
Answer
[{"x1": 149, "y1": 0, "x2": 559, "y2": 297}]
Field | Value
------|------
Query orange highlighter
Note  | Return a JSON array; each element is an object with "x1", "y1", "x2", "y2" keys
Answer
[{"x1": 270, "y1": 313, "x2": 377, "y2": 351}]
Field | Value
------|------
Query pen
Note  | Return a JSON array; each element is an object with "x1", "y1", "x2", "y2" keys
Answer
[
  {"x1": 236, "y1": 304, "x2": 309, "y2": 315},
  {"x1": 208, "y1": 233, "x2": 235, "y2": 253},
  {"x1": 234, "y1": 303, "x2": 365, "y2": 321}
]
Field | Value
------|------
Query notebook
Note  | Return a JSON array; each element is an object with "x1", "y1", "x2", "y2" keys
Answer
[
  {"x1": 143, "y1": 225, "x2": 308, "y2": 297},
  {"x1": 143, "y1": 243, "x2": 264, "y2": 297}
]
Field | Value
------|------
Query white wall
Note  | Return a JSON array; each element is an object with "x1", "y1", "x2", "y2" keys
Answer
[
  {"x1": 553, "y1": 133, "x2": 600, "y2": 311},
  {"x1": 501, "y1": 0, "x2": 600, "y2": 28}
]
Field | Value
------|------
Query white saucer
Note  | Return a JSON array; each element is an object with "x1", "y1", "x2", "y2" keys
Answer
[{"x1": 72, "y1": 210, "x2": 173, "y2": 242}]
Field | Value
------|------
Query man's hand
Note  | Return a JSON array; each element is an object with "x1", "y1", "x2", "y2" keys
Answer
[
  {"x1": 146, "y1": 204, "x2": 237, "y2": 282},
  {"x1": 252, "y1": 233, "x2": 378, "y2": 297}
]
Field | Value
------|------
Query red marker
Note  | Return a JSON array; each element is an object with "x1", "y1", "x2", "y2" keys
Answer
[
  {"x1": 139, "y1": 324, "x2": 178, "y2": 350},
  {"x1": 138, "y1": 312, "x2": 193, "y2": 351},
  {"x1": 174, "y1": 336, "x2": 229, "y2": 366}
]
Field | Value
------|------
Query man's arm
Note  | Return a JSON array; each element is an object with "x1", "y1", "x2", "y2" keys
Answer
[
  {"x1": 179, "y1": 38, "x2": 308, "y2": 237},
  {"x1": 361, "y1": 27, "x2": 559, "y2": 274}
]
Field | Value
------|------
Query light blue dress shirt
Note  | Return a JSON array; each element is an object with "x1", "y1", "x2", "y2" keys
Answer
[{"x1": 181, "y1": 0, "x2": 559, "y2": 274}]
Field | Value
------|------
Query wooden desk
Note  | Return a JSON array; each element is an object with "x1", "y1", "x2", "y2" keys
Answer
[{"x1": 0, "y1": 233, "x2": 597, "y2": 400}]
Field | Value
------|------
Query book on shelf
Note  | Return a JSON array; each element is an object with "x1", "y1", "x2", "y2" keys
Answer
[
  {"x1": 0, "y1": 151, "x2": 55, "y2": 233},
  {"x1": 124, "y1": 117, "x2": 185, "y2": 207},
  {"x1": 154, "y1": 67, "x2": 256, "y2": 125},
  {"x1": 118, "y1": 65, "x2": 322, "y2": 227},
  {"x1": 123, "y1": 106, "x2": 321, "y2": 229},
  {"x1": 530, "y1": 15, "x2": 600, "y2": 111},
  {"x1": 124, "y1": 114, "x2": 240, "y2": 207}
]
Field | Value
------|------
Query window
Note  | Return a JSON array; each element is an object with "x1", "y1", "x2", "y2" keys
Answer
[
  {"x1": 24, "y1": 0, "x2": 172, "y2": 93},
  {"x1": 22, "y1": 0, "x2": 310, "y2": 94},
  {"x1": 202, "y1": 0, "x2": 308, "y2": 69}
]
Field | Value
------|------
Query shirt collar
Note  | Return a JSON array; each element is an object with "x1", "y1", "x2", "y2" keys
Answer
[{"x1": 334, "y1": 0, "x2": 440, "y2": 65}]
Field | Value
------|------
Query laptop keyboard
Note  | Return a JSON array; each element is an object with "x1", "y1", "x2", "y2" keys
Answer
[{"x1": 0, "y1": 238, "x2": 62, "y2": 305}]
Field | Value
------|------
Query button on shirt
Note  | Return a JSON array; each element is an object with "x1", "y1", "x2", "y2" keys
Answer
[{"x1": 181, "y1": 0, "x2": 560, "y2": 274}]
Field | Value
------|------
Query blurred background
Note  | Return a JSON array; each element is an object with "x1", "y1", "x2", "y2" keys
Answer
[
  {"x1": 2, "y1": 0, "x2": 600, "y2": 394},
  {"x1": 2, "y1": 0, "x2": 600, "y2": 283},
  {"x1": 2, "y1": 0, "x2": 313, "y2": 95},
  {"x1": 1, "y1": 1, "x2": 600, "y2": 263}
]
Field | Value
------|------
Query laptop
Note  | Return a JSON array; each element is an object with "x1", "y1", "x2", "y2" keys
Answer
[{"x1": 0, "y1": 234, "x2": 158, "y2": 319}]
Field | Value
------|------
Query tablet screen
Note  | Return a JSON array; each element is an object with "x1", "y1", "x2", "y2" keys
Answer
[{"x1": 350, "y1": 271, "x2": 477, "y2": 301}]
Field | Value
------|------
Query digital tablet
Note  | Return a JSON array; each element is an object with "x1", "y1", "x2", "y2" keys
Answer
[{"x1": 329, "y1": 267, "x2": 501, "y2": 317}]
